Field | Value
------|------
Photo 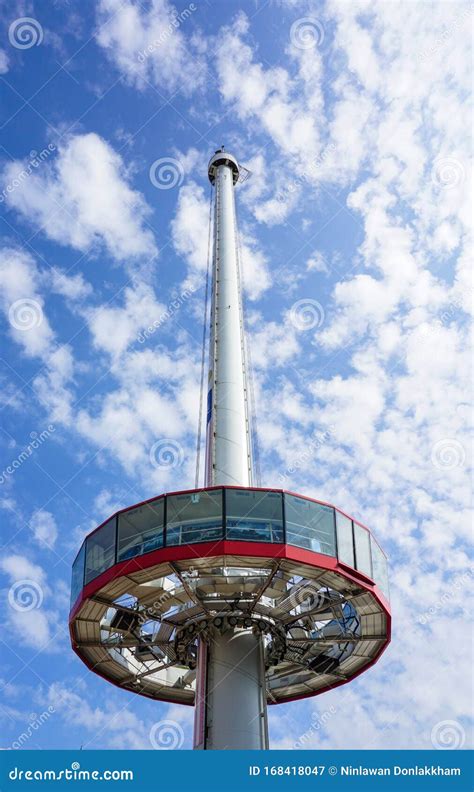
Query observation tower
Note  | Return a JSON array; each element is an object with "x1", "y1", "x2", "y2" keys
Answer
[{"x1": 69, "y1": 148, "x2": 390, "y2": 750}]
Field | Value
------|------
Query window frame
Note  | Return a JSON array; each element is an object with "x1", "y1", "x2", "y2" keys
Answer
[
  {"x1": 71, "y1": 540, "x2": 86, "y2": 606},
  {"x1": 84, "y1": 516, "x2": 117, "y2": 585},
  {"x1": 165, "y1": 488, "x2": 224, "y2": 547},
  {"x1": 224, "y1": 488, "x2": 284, "y2": 544},
  {"x1": 117, "y1": 496, "x2": 165, "y2": 562},
  {"x1": 335, "y1": 509, "x2": 355, "y2": 568},
  {"x1": 283, "y1": 493, "x2": 336, "y2": 557},
  {"x1": 353, "y1": 521, "x2": 373, "y2": 578}
]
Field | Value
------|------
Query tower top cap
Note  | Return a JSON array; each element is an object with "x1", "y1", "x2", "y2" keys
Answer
[{"x1": 208, "y1": 148, "x2": 240, "y2": 185}]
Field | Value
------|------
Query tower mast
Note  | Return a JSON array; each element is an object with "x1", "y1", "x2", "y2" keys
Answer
[
  {"x1": 194, "y1": 148, "x2": 268, "y2": 750},
  {"x1": 205, "y1": 148, "x2": 252, "y2": 489}
]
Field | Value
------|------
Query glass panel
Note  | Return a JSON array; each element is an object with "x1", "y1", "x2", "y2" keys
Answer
[
  {"x1": 226, "y1": 489, "x2": 284, "y2": 543},
  {"x1": 285, "y1": 495, "x2": 336, "y2": 556},
  {"x1": 354, "y1": 523, "x2": 372, "y2": 577},
  {"x1": 371, "y1": 537, "x2": 389, "y2": 599},
  {"x1": 335, "y1": 511, "x2": 354, "y2": 567},
  {"x1": 118, "y1": 499, "x2": 164, "y2": 561},
  {"x1": 85, "y1": 518, "x2": 116, "y2": 584},
  {"x1": 167, "y1": 490, "x2": 223, "y2": 546},
  {"x1": 71, "y1": 542, "x2": 85, "y2": 607}
]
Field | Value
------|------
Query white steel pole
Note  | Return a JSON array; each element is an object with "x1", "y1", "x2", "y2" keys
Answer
[
  {"x1": 193, "y1": 149, "x2": 268, "y2": 751},
  {"x1": 205, "y1": 150, "x2": 252, "y2": 488},
  {"x1": 195, "y1": 627, "x2": 269, "y2": 750}
]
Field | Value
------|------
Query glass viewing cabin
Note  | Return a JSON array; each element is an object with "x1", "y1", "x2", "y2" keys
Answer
[{"x1": 71, "y1": 486, "x2": 389, "y2": 608}]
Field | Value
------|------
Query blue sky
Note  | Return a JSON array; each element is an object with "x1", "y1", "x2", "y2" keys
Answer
[{"x1": 0, "y1": 0, "x2": 472, "y2": 752}]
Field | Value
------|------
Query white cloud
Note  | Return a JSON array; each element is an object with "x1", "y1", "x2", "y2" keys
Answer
[
  {"x1": 0, "y1": 554, "x2": 46, "y2": 585},
  {"x1": 238, "y1": 151, "x2": 301, "y2": 226},
  {"x1": 0, "y1": 247, "x2": 74, "y2": 424},
  {"x1": 248, "y1": 313, "x2": 300, "y2": 371},
  {"x1": 215, "y1": 13, "x2": 286, "y2": 119},
  {"x1": 93, "y1": 489, "x2": 128, "y2": 519},
  {"x1": 0, "y1": 248, "x2": 54, "y2": 357},
  {"x1": 0, "y1": 249, "x2": 76, "y2": 424},
  {"x1": 75, "y1": 353, "x2": 196, "y2": 485},
  {"x1": 29, "y1": 510, "x2": 58, "y2": 549},
  {"x1": 306, "y1": 250, "x2": 329, "y2": 275},
  {"x1": 65, "y1": 338, "x2": 201, "y2": 488},
  {"x1": 0, "y1": 248, "x2": 199, "y2": 489},
  {"x1": 0, "y1": 49, "x2": 9, "y2": 74},
  {"x1": 0, "y1": 555, "x2": 57, "y2": 650},
  {"x1": 86, "y1": 282, "x2": 166, "y2": 358},
  {"x1": 239, "y1": 234, "x2": 271, "y2": 301},
  {"x1": 3, "y1": 133, "x2": 157, "y2": 262},
  {"x1": 171, "y1": 146, "x2": 202, "y2": 177},
  {"x1": 49, "y1": 268, "x2": 93, "y2": 301},
  {"x1": 44, "y1": 680, "x2": 194, "y2": 749},
  {"x1": 239, "y1": 152, "x2": 267, "y2": 204},
  {"x1": 214, "y1": 12, "x2": 325, "y2": 185},
  {"x1": 95, "y1": 0, "x2": 204, "y2": 95},
  {"x1": 170, "y1": 181, "x2": 209, "y2": 278},
  {"x1": 254, "y1": 191, "x2": 298, "y2": 226}
]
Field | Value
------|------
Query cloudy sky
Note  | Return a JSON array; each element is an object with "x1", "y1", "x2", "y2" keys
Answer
[{"x1": 0, "y1": 0, "x2": 472, "y2": 752}]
